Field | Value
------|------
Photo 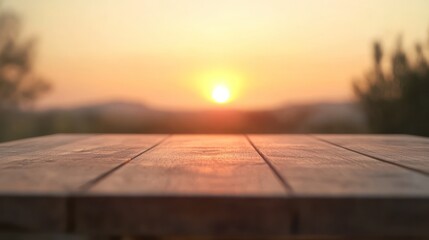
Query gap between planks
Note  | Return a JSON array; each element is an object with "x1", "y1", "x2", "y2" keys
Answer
[
  {"x1": 245, "y1": 134, "x2": 294, "y2": 193},
  {"x1": 78, "y1": 135, "x2": 172, "y2": 192},
  {"x1": 310, "y1": 135, "x2": 429, "y2": 178}
]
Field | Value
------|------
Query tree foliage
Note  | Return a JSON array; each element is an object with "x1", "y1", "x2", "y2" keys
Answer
[
  {"x1": 0, "y1": 10, "x2": 50, "y2": 110},
  {"x1": 354, "y1": 32, "x2": 429, "y2": 136}
]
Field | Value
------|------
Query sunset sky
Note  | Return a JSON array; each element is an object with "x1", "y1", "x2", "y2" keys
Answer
[{"x1": 3, "y1": 0, "x2": 429, "y2": 110}]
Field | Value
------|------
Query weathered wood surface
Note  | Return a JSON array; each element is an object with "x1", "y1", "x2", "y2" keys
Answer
[
  {"x1": 0, "y1": 134, "x2": 428, "y2": 237},
  {"x1": 248, "y1": 135, "x2": 429, "y2": 195},
  {"x1": 0, "y1": 134, "x2": 167, "y2": 192},
  {"x1": 315, "y1": 134, "x2": 429, "y2": 175},
  {"x1": 78, "y1": 135, "x2": 288, "y2": 236},
  {"x1": 91, "y1": 135, "x2": 286, "y2": 195},
  {"x1": 0, "y1": 134, "x2": 166, "y2": 232}
]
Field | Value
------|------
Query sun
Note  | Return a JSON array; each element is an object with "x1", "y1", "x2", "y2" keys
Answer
[
  {"x1": 193, "y1": 68, "x2": 243, "y2": 105},
  {"x1": 211, "y1": 84, "x2": 231, "y2": 104}
]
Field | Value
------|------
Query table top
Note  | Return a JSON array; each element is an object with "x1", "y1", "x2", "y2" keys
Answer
[{"x1": 1, "y1": 134, "x2": 429, "y2": 237}]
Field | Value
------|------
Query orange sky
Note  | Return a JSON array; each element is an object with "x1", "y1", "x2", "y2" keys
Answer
[{"x1": 4, "y1": 0, "x2": 429, "y2": 110}]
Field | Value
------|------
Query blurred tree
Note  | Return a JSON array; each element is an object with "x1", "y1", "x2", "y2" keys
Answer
[
  {"x1": 0, "y1": 10, "x2": 50, "y2": 110},
  {"x1": 354, "y1": 31, "x2": 429, "y2": 136},
  {"x1": 0, "y1": 9, "x2": 51, "y2": 141}
]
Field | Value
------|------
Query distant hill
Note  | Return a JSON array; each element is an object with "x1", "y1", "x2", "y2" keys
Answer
[
  {"x1": 0, "y1": 101, "x2": 368, "y2": 142},
  {"x1": 43, "y1": 100, "x2": 368, "y2": 133},
  {"x1": 275, "y1": 102, "x2": 367, "y2": 133}
]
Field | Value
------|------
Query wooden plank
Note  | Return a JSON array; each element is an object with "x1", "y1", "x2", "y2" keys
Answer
[
  {"x1": 76, "y1": 135, "x2": 288, "y2": 235},
  {"x1": 0, "y1": 134, "x2": 167, "y2": 192},
  {"x1": 0, "y1": 196, "x2": 66, "y2": 233},
  {"x1": 1, "y1": 134, "x2": 429, "y2": 236},
  {"x1": 248, "y1": 135, "x2": 429, "y2": 195},
  {"x1": 0, "y1": 134, "x2": 166, "y2": 232},
  {"x1": 75, "y1": 197, "x2": 293, "y2": 237},
  {"x1": 315, "y1": 134, "x2": 429, "y2": 175},
  {"x1": 247, "y1": 135, "x2": 429, "y2": 236},
  {"x1": 74, "y1": 196, "x2": 429, "y2": 237},
  {"x1": 90, "y1": 135, "x2": 286, "y2": 195},
  {"x1": 290, "y1": 197, "x2": 429, "y2": 236},
  {"x1": 0, "y1": 134, "x2": 91, "y2": 159}
]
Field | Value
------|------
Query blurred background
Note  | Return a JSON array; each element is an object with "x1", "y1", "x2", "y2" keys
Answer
[{"x1": 0, "y1": 0, "x2": 428, "y2": 142}]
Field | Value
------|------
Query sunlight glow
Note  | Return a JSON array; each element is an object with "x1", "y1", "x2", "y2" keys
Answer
[
  {"x1": 192, "y1": 68, "x2": 244, "y2": 107},
  {"x1": 212, "y1": 85, "x2": 231, "y2": 103}
]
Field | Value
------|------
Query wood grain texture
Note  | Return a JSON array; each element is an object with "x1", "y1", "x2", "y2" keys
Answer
[
  {"x1": 0, "y1": 134, "x2": 91, "y2": 160},
  {"x1": 0, "y1": 134, "x2": 166, "y2": 193},
  {"x1": 90, "y1": 135, "x2": 286, "y2": 195},
  {"x1": 248, "y1": 135, "x2": 429, "y2": 196},
  {"x1": 1, "y1": 134, "x2": 429, "y2": 236},
  {"x1": 315, "y1": 134, "x2": 429, "y2": 175},
  {"x1": 77, "y1": 135, "x2": 289, "y2": 235},
  {"x1": 0, "y1": 134, "x2": 166, "y2": 233}
]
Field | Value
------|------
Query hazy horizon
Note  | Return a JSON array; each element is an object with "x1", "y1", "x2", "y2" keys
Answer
[{"x1": 3, "y1": 0, "x2": 429, "y2": 110}]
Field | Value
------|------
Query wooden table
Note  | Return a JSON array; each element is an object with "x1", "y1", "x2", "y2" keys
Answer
[{"x1": 0, "y1": 134, "x2": 429, "y2": 238}]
